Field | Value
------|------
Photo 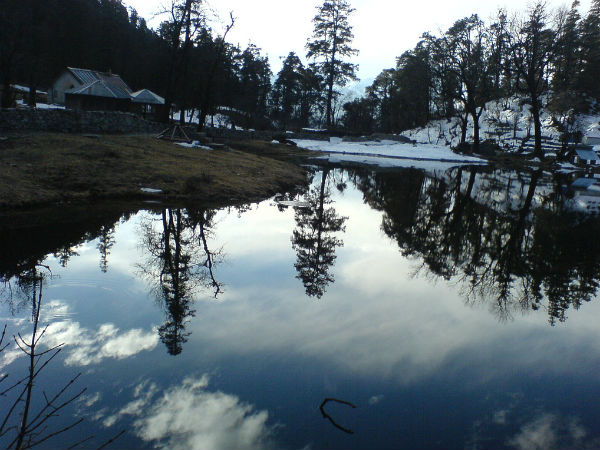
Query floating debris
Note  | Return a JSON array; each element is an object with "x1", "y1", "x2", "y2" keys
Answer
[{"x1": 140, "y1": 187, "x2": 163, "y2": 194}]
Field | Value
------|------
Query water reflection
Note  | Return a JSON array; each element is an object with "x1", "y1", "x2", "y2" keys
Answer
[
  {"x1": 0, "y1": 204, "x2": 135, "y2": 282},
  {"x1": 291, "y1": 169, "x2": 348, "y2": 299},
  {"x1": 102, "y1": 376, "x2": 275, "y2": 450},
  {"x1": 0, "y1": 266, "x2": 90, "y2": 450},
  {"x1": 2, "y1": 167, "x2": 600, "y2": 449},
  {"x1": 138, "y1": 208, "x2": 224, "y2": 355},
  {"x1": 348, "y1": 166, "x2": 600, "y2": 324},
  {"x1": 96, "y1": 225, "x2": 116, "y2": 273}
]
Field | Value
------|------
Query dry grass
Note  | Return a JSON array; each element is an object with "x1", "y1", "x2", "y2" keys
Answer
[{"x1": 0, "y1": 133, "x2": 308, "y2": 209}]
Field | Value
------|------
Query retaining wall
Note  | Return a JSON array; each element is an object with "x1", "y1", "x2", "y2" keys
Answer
[{"x1": 0, "y1": 108, "x2": 164, "y2": 134}]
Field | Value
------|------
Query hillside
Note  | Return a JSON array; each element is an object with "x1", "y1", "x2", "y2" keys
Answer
[{"x1": 401, "y1": 96, "x2": 600, "y2": 155}]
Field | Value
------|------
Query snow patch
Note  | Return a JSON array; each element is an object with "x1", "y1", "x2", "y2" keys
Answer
[
  {"x1": 293, "y1": 139, "x2": 487, "y2": 168},
  {"x1": 177, "y1": 141, "x2": 213, "y2": 150}
]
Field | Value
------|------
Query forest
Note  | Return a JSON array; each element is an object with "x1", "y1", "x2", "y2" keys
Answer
[
  {"x1": 2, "y1": 0, "x2": 600, "y2": 150},
  {"x1": 347, "y1": 0, "x2": 600, "y2": 156}
]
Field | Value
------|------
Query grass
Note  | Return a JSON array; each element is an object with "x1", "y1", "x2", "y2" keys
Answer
[{"x1": 0, "y1": 133, "x2": 309, "y2": 209}]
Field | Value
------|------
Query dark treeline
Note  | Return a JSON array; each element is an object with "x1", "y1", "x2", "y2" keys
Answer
[
  {"x1": 5, "y1": 0, "x2": 600, "y2": 139},
  {"x1": 0, "y1": 0, "x2": 275, "y2": 128},
  {"x1": 343, "y1": 0, "x2": 600, "y2": 156},
  {"x1": 0, "y1": 0, "x2": 360, "y2": 130}
]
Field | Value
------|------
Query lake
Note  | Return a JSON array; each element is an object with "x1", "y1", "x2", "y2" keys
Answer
[{"x1": 2, "y1": 164, "x2": 600, "y2": 449}]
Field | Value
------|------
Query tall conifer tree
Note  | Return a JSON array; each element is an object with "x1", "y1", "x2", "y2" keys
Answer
[{"x1": 306, "y1": 0, "x2": 358, "y2": 128}]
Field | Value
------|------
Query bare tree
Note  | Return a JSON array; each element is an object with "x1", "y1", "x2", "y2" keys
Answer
[
  {"x1": 0, "y1": 267, "x2": 86, "y2": 450},
  {"x1": 158, "y1": 0, "x2": 206, "y2": 123}
]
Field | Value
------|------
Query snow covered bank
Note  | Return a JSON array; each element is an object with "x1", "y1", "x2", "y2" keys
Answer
[
  {"x1": 401, "y1": 95, "x2": 600, "y2": 153},
  {"x1": 293, "y1": 139, "x2": 487, "y2": 168}
]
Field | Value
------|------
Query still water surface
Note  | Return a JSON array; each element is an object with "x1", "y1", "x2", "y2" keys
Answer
[{"x1": 2, "y1": 166, "x2": 600, "y2": 449}]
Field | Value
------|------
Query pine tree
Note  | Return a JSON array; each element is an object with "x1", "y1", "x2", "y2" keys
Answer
[
  {"x1": 553, "y1": 0, "x2": 582, "y2": 93},
  {"x1": 272, "y1": 52, "x2": 305, "y2": 129},
  {"x1": 578, "y1": 0, "x2": 600, "y2": 98},
  {"x1": 367, "y1": 68, "x2": 396, "y2": 132},
  {"x1": 236, "y1": 44, "x2": 272, "y2": 129},
  {"x1": 306, "y1": 0, "x2": 359, "y2": 128}
]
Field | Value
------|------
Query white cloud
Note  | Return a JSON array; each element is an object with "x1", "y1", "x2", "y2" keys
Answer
[
  {"x1": 368, "y1": 395, "x2": 383, "y2": 406},
  {"x1": 101, "y1": 375, "x2": 277, "y2": 450},
  {"x1": 4, "y1": 301, "x2": 160, "y2": 368},
  {"x1": 493, "y1": 409, "x2": 508, "y2": 425},
  {"x1": 508, "y1": 414, "x2": 589, "y2": 450}
]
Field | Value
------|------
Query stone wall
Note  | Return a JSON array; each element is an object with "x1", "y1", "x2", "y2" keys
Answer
[{"x1": 0, "y1": 108, "x2": 164, "y2": 134}]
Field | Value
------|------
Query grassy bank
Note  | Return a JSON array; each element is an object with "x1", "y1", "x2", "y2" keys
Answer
[{"x1": 0, "y1": 133, "x2": 310, "y2": 209}]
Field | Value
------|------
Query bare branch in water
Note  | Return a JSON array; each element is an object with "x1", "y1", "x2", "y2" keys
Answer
[{"x1": 319, "y1": 398, "x2": 357, "y2": 435}]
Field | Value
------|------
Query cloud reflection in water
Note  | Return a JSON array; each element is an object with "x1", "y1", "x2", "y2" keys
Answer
[
  {"x1": 2, "y1": 300, "x2": 158, "y2": 367},
  {"x1": 103, "y1": 376, "x2": 276, "y2": 450}
]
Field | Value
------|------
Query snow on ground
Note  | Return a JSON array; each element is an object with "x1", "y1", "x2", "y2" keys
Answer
[
  {"x1": 170, "y1": 109, "x2": 248, "y2": 130},
  {"x1": 293, "y1": 138, "x2": 487, "y2": 168},
  {"x1": 324, "y1": 153, "x2": 478, "y2": 171},
  {"x1": 15, "y1": 99, "x2": 65, "y2": 110},
  {"x1": 176, "y1": 141, "x2": 213, "y2": 150},
  {"x1": 401, "y1": 95, "x2": 600, "y2": 151}
]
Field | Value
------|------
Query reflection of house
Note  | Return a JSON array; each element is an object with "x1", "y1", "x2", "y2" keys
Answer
[
  {"x1": 584, "y1": 126, "x2": 600, "y2": 146},
  {"x1": 48, "y1": 67, "x2": 164, "y2": 116},
  {"x1": 571, "y1": 147, "x2": 600, "y2": 166},
  {"x1": 567, "y1": 178, "x2": 600, "y2": 213}
]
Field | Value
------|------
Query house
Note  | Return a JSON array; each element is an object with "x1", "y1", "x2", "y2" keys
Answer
[
  {"x1": 571, "y1": 147, "x2": 600, "y2": 166},
  {"x1": 131, "y1": 89, "x2": 166, "y2": 117},
  {"x1": 49, "y1": 67, "x2": 132, "y2": 110},
  {"x1": 48, "y1": 67, "x2": 164, "y2": 115}
]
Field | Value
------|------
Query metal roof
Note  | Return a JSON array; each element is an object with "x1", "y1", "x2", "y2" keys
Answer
[
  {"x1": 66, "y1": 79, "x2": 131, "y2": 99},
  {"x1": 67, "y1": 67, "x2": 132, "y2": 97},
  {"x1": 131, "y1": 89, "x2": 165, "y2": 105},
  {"x1": 68, "y1": 67, "x2": 99, "y2": 85}
]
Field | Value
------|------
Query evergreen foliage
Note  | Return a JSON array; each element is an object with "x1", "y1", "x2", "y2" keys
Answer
[
  {"x1": 306, "y1": 0, "x2": 359, "y2": 128},
  {"x1": 4, "y1": 0, "x2": 600, "y2": 137},
  {"x1": 346, "y1": 0, "x2": 600, "y2": 147}
]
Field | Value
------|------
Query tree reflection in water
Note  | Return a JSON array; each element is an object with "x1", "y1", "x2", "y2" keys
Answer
[
  {"x1": 138, "y1": 208, "x2": 224, "y2": 355},
  {"x1": 353, "y1": 166, "x2": 600, "y2": 324},
  {"x1": 292, "y1": 169, "x2": 348, "y2": 299},
  {"x1": 96, "y1": 225, "x2": 116, "y2": 273},
  {"x1": 0, "y1": 267, "x2": 97, "y2": 450}
]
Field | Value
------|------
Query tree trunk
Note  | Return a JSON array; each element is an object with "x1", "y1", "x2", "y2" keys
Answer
[
  {"x1": 460, "y1": 113, "x2": 468, "y2": 145},
  {"x1": 471, "y1": 110, "x2": 480, "y2": 152},
  {"x1": 326, "y1": 75, "x2": 334, "y2": 128},
  {"x1": 531, "y1": 96, "x2": 543, "y2": 157}
]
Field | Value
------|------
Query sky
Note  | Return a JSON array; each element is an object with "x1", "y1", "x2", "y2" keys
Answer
[{"x1": 125, "y1": 0, "x2": 592, "y2": 84}]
